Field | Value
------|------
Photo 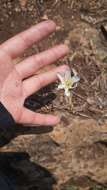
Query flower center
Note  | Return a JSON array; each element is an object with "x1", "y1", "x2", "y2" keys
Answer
[{"x1": 65, "y1": 80, "x2": 72, "y2": 89}]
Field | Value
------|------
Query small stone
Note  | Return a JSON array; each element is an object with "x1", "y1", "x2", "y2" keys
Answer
[
  {"x1": 50, "y1": 124, "x2": 69, "y2": 145},
  {"x1": 42, "y1": 14, "x2": 49, "y2": 20}
]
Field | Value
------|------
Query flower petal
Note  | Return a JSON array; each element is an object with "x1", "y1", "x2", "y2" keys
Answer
[
  {"x1": 58, "y1": 84, "x2": 64, "y2": 89},
  {"x1": 64, "y1": 69, "x2": 72, "y2": 81},
  {"x1": 65, "y1": 89, "x2": 70, "y2": 97},
  {"x1": 71, "y1": 83, "x2": 78, "y2": 89},
  {"x1": 71, "y1": 75, "x2": 80, "y2": 84},
  {"x1": 57, "y1": 73, "x2": 64, "y2": 83},
  {"x1": 72, "y1": 68, "x2": 78, "y2": 76}
]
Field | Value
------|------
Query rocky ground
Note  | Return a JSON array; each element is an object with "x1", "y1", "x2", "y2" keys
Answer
[{"x1": 0, "y1": 0, "x2": 107, "y2": 189}]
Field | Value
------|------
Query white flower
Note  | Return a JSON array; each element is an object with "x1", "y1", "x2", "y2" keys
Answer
[{"x1": 57, "y1": 68, "x2": 80, "y2": 97}]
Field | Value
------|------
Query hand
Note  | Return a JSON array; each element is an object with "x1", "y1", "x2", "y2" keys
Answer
[{"x1": 0, "y1": 20, "x2": 69, "y2": 126}]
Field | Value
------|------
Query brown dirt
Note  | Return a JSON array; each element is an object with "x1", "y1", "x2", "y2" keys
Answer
[{"x1": 0, "y1": 0, "x2": 107, "y2": 190}]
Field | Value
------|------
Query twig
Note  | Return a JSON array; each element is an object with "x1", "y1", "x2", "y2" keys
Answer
[{"x1": 72, "y1": 91, "x2": 86, "y2": 101}]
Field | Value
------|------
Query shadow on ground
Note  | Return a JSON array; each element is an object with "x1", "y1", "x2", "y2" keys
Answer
[
  {"x1": 0, "y1": 123, "x2": 54, "y2": 147},
  {"x1": 0, "y1": 152, "x2": 56, "y2": 190}
]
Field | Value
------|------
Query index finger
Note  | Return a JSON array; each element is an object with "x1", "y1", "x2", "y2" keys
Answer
[{"x1": 0, "y1": 20, "x2": 56, "y2": 59}]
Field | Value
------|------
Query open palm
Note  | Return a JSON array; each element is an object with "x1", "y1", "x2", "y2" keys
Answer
[{"x1": 0, "y1": 20, "x2": 69, "y2": 126}]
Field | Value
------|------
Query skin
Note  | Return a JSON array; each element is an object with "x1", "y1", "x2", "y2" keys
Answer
[{"x1": 0, "y1": 20, "x2": 69, "y2": 126}]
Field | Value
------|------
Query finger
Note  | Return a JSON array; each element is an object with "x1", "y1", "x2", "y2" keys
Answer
[
  {"x1": 19, "y1": 107, "x2": 60, "y2": 126},
  {"x1": 15, "y1": 44, "x2": 69, "y2": 79},
  {"x1": 23, "y1": 65, "x2": 69, "y2": 97},
  {"x1": 0, "y1": 20, "x2": 56, "y2": 59}
]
